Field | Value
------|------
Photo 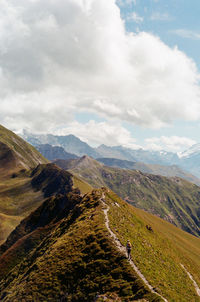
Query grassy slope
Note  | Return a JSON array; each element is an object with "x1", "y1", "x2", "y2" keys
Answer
[
  {"x1": 73, "y1": 175, "x2": 93, "y2": 194},
  {"x1": 0, "y1": 124, "x2": 48, "y2": 174},
  {"x1": 0, "y1": 173, "x2": 43, "y2": 245},
  {"x1": 105, "y1": 190, "x2": 200, "y2": 302},
  {"x1": 0, "y1": 124, "x2": 49, "y2": 243},
  {"x1": 66, "y1": 159, "x2": 200, "y2": 237},
  {"x1": 0, "y1": 191, "x2": 158, "y2": 302},
  {"x1": 1, "y1": 185, "x2": 200, "y2": 301},
  {"x1": 0, "y1": 213, "x2": 22, "y2": 245},
  {"x1": 0, "y1": 164, "x2": 74, "y2": 245}
]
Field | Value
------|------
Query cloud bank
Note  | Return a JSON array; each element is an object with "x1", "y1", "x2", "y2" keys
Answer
[
  {"x1": 0, "y1": 0, "x2": 200, "y2": 134},
  {"x1": 55, "y1": 120, "x2": 140, "y2": 148},
  {"x1": 145, "y1": 136, "x2": 196, "y2": 153}
]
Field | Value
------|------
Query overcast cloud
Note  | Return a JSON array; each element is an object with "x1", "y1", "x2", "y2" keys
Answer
[{"x1": 0, "y1": 0, "x2": 200, "y2": 149}]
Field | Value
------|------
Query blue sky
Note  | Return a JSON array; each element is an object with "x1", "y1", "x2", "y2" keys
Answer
[
  {"x1": 120, "y1": 0, "x2": 200, "y2": 69},
  {"x1": 1, "y1": 0, "x2": 200, "y2": 153}
]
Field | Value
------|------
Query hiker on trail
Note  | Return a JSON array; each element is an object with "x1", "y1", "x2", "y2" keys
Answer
[{"x1": 126, "y1": 240, "x2": 132, "y2": 260}]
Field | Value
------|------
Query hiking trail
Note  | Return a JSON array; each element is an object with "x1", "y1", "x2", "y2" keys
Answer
[
  {"x1": 181, "y1": 264, "x2": 200, "y2": 297},
  {"x1": 100, "y1": 192, "x2": 168, "y2": 302}
]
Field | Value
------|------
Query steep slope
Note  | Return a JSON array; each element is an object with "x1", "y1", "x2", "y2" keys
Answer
[
  {"x1": 36, "y1": 144, "x2": 78, "y2": 161},
  {"x1": 0, "y1": 187, "x2": 200, "y2": 301},
  {"x1": 55, "y1": 156, "x2": 200, "y2": 237},
  {"x1": 97, "y1": 157, "x2": 200, "y2": 186},
  {"x1": 104, "y1": 190, "x2": 200, "y2": 301},
  {"x1": 0, "y1": 125, "x2": 48, "y2": 175},
  {"x1": 0, "y1": 189, "x2": 159, "y2": 302},
  {"x1": 0, "y1": 163, "x2": 73, "y2": 245}
]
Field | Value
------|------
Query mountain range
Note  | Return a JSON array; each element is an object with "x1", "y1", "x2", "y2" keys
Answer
[
  {"x1": 36, "y1": 144, "x2": 78, "y2": 161},
  {"x1": 22, "y1": 131, "x2": 200, "y2": 178},
  {"x1": 24, "y1": 135, "x2": 200, "y2": 187},
  {"x1": 0, "y1": 125, "x2": 200, "y2": 301}
]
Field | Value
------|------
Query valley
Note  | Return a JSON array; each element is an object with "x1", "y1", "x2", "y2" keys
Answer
[{"x1": 54, "y1": 156, "x2": 200, "y2": 238}]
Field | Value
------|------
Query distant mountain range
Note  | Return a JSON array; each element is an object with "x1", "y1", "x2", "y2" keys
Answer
[
  {"x1": 36, "y1": 144, "x2": 78, "y2": 161},
  {"x1": 97, "y1": 157, "x2": 200, "y2": 186},
  {"x1": 23, "y1": 131, "x2": 200, "y2": 178},
  {"x1": 23, "y1": 130, "x2": 99, "y2": 158}
]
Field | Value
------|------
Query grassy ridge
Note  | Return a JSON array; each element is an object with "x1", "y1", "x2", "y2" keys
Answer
[
  {"x1": 0, "y1": 191, "x2": 159, "y2": 302},
  {"x1": 105, "y1": 190, "x2": 200, "y2": 301}
]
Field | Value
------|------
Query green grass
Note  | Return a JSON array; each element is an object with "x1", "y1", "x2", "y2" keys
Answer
[
  {"x1": 0, "y1": 174, "x2": 44, "y2": 244},
  {"x1": 105, "y1": 190, "x2": 200, "y2": 302},
  {"x1": 69, "y1": 162, "x2": 200, "y2": 237},
  {"x1": 1, "y1": 184, "x2": 200, "y2": 301},
  {"x1": 0, "y1": 191, "x2": 159, "y2": 302},
  {"x1": 73, "y1": 175, "x2": 93, "y2": 194}
]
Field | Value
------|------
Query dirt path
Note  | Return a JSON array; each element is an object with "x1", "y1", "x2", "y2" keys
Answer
[
  {"x1": 100, "y1": 194, "x2": 168, "y2": 302},
  {"x1": 181, "y1": 264, "x2": 200, "y2": 297}
]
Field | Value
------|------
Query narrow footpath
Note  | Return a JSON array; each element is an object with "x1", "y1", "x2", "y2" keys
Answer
[
  {"x1": 181, "y1": 264, "x2": 200, "y2": 297},
  {"x1": 100, "y1": 193, "x2": 168, "y2": 302}
]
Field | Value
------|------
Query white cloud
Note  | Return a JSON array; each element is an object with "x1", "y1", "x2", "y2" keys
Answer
[
  {"x1": 145, "y1": 136, "x2": 196, "y2": 152},
  {"x1": 171, "y1": 29, "x2": 200, "y2": 40},
  {"x1": 0, "y1": 0, "x2": 200, "y2": 135},
  {"x1": 54, "y1": 120, "x2": 141, "y2": 148}
]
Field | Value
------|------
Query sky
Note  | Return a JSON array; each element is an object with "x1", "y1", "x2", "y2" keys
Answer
[{"x1": 0, "y1": 0, "x2": 200, "y2": 153}]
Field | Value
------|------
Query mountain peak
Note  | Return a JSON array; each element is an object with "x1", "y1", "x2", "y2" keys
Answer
[{"x1": 77, "y1": 155, "x2": 102, "y2": 168}]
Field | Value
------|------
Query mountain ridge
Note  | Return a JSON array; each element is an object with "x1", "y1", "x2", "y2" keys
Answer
[
  {"x1": 0, "y1": 186, "x2": 200, "y2": 301},
  {"x1": 54, "y1": 156, "x2": 200, "y2": 237}
]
